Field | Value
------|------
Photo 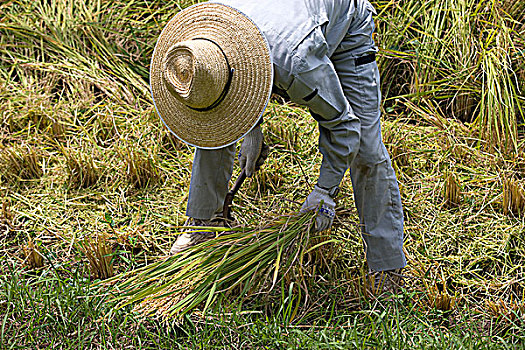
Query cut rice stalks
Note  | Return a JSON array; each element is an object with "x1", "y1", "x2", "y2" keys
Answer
[{"x1": 107, "y1": 211, "x2": 338, "y2": 319}]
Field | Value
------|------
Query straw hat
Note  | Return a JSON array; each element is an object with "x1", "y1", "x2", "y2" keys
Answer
[{"x1": 150, "y1": 2, "x2": 273, "y2": 149}]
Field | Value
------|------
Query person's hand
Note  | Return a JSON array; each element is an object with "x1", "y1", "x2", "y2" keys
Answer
[
  {"x1": 300, "y1": 185, "x2": 336, "y2": 231},
  {"x1": 239, "y1": 125, "x2": 268, "y2": 177}
]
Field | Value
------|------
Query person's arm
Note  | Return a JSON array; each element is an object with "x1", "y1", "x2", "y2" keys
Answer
[
  {"x1": 289, "y1": 58, "x2": 360, "y2": 190},
  {"x1": 289, "y1": 58, "x2": 360, "y2": 230},
  {"x1": 239, "y1": 120, "x2": 269, "y2": 177}
]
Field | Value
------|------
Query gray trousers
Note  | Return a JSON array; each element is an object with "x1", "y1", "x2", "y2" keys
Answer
[
  {"x1": 332, "y1": 50, "x2": 406, "y2": 272},
  {"x1": 186, "y1": 42, "x2": 406, "y2": 273}
]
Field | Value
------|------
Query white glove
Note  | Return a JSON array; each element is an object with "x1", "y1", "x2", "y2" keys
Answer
[
  {"x1": 300, "y1": 185, "x2": 336, "y2": 231},
  {"x1": 239, "y1": 125, "x2": 264, "y2": 177}
]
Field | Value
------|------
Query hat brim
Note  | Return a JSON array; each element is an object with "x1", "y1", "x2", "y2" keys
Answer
[{"x1": 150, "y1": 2, "x2": 273, "y2": 149}]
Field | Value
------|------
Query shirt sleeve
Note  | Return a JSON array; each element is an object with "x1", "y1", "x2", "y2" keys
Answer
[{"x1": 286, "y1": 57, "x2": 361, "y2": 189}]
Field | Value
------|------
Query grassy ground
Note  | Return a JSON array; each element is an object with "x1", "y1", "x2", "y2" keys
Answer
[{"x1": 1, "y1": 0, "x2": 525, "y2": 348}]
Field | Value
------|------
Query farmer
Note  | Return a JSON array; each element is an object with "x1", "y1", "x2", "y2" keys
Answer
[{"x1": 150, "y1": 0, "x2": 406, "y2": 291}]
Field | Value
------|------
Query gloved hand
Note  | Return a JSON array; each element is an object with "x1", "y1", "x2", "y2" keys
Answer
[
  {"x1": 300, "y1": 185, "x2": 336, "y2": 231},
  {"x1": 239, "y1": 125, "x2": 268, "y2": 177}
]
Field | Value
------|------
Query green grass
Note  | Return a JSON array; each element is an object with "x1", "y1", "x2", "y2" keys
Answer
[
  {"x1": 2, "y1": 263, "x2": 524, "y2": 349},
  {"x1": 1, "y1": 0, "x2": 525, "y2": 348}
]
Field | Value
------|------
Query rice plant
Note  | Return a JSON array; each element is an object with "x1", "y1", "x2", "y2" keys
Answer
[
  {"x1": 376, "y1": 0, "x2": 524, "y2": 150},
  {"x1": 427, "y1": 283, "x2": 456, "y2": 312},
  {"x1": 1, "y1": 200, "x2": 14, "y2": 226},
  {"x1": 60, "y1": 144, "x2": 101, "y2": 189},
  {"x1": 81, "y1": 232, "x2": 115, "y2": 280},
  {"x1": 22, "y1": 238, "x2": 44, "y2": 269},
  {"x1": 502, "y1": 176, "x2": 525, "y2": 216},
  {"x1": 0, "y1": 144, "x2": 44, "y2": 182},
  {"x1": 443, "y1": 171, "x2": 462, "y2": 208},
  {"x1": 486, "y1": 298, "x2": 524, "y2": 322},
  {"x1": 119, "y1": 141, "x2": 162, "y2": 189}
]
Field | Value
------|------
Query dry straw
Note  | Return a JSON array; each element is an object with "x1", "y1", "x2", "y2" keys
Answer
[
  {"x1": 119, "y1": 142, "x2": 161, "y2": 189},
  {"x1": 60, "y1": 145, "x2": 101, "y2": 189}
]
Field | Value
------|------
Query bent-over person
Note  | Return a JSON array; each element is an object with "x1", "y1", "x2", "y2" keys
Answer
[{"x1": 149, "y1": 0, "x2": 406, "y2": 293}]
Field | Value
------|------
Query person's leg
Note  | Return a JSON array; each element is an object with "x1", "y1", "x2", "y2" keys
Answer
[
  {"x1": 171, "y1": 145, "x2": 236, "y2": 254},
  {"x1": 331, "y1": 11, "x2": 406, "y2": 272},
  {"x1": 186, "y1": 145, "x2": 236, "y2": 220}
]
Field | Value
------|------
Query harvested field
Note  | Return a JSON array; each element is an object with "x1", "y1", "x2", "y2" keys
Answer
[{"x1": 1, "y1": 0, "x2": 524, "y2": 348}]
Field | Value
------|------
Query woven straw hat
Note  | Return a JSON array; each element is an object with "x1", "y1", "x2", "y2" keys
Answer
[{"x1": 150, "y1": 2, "x2": 273, "y2": 149}]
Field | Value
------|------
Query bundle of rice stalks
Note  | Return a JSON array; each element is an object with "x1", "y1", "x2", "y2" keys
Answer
[
  {"x1": 22, "y1": 238, "x2": 44, "y2": 269},
  {"x1": 0, "y1": 144, "x2": 44, "y2": 182},
  {"x1": 486, "y1": 298, "x2": 524, "y2": 322},
  {"x1": 109, "y1": 212, "x2": 338, "y2": 319},
  {"x1": 81, "y1": 232, "x2": 115, "y2": 280},
  {"x1": 60, "y1": 145, "x2": 101, "y2": 189},
  {"x1": 502, "y1": 176, "x2": 525, "y2": 216},
  {"x1": 443, "y1": 171, "x2": 462, "y2": 208},
  {"x1": 119, "y1": 142, "x2": 161, "y2": 189},
  {"x1": 1, "y1": 201, "x2": 13, "y2": 226},
  {"x1": 479, "y1": 45, "x2": 519, "y2": 153},
  {"x1": 425, "y1": 281, "x2": 456, "y2": 312}
]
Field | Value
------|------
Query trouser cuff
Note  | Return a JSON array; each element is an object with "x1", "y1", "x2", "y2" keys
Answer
[
  {"x1": 185, "y1": 206, "x2": 221, "y2": 221},
  {"x1": 367, "y1": 253, "x2": 407, "y2": 272}
]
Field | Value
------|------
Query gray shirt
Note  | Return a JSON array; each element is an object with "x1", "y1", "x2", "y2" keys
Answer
[{"x1": 212, "y1": 0, "x2": 378, "y2": 188}]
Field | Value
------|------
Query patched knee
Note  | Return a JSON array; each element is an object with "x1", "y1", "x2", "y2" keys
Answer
[{"x1": 354, "y1": 145, "x2": 387, "y2": 167}]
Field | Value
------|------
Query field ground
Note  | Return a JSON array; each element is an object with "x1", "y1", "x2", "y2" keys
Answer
[
  {"x1": 1, "y1": 98, "x2": 524, "y2": 348},
  {"x1": 1, "y1": 0, "x2": 525, "y2": 348}
]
